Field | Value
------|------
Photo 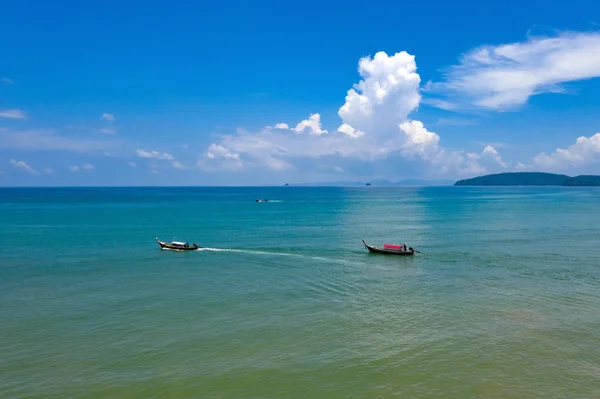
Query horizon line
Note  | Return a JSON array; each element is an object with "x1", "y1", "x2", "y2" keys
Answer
[{"x1": 0, "y1": 184, "x2": 456, "y2": 189}]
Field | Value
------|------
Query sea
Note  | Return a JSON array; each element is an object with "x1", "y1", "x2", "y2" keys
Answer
[{"x1": 1, "y1": 186, "x2": 599, "y2": 399}]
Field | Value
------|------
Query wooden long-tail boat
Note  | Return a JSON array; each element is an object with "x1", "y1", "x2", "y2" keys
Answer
[
  {"x1": 156, "y1": 237, "x2": 199, "y2": 251},
  {"x1": 362, "y1": 239, "x2": 415, "y2": 256}
]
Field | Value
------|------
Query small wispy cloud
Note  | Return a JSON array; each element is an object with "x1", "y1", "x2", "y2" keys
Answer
[
  {"x1": 69, "y1": 163, "x2": 94, "y2": 172},
  {"x1": 0, "y1": 128, "x2": 116, "y2": 152},
  {"x1": 432, "y1": 31, "x2": 600, "y2": 111},
  {"x1": 43, "y1": 168, "x2": 54, "y2": 175},
  {"x1": 136, "y1": 149, "x2": 174, "y2": 160},
  {"x1": 435, "y1": 117, "x2": 477, "y2": 126},
  {"x1": 10, "y1": 159, "x2": 38, "y2": 174},
  {"x1": 172, "y1": 161, "x2": 186, "y2": 170},
  {"x1": 101, "y1": 113, "x2": 115, "y2": 122},
  {"x1": 2, "y1": 77, "x2": 13, "y2": 84},
  {"x1": 0, "y1": 109, "x2": 26, "y2": 119},
  {"x1": 149, "y1": 164, "x2": 161, "y2": 175},
  {"x1": 128, "y1": 162, "x2": 137, "y2": 168},
  {"x1": 99, "y1": 128, "x2": 115, "y2": 135},
  {"x1": 515, "y1": 162, "x2": 534, "y2": 171},
  {"x1": 421, "y1": 98, "x2": 458, "y2": 111}
]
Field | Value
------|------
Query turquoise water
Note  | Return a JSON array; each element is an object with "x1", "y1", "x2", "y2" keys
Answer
[{"x1": 1, "y1": 187, "x2": 599, "y2": 398}]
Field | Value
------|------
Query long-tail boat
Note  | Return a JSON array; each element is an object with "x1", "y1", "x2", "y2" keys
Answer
[
  {"x1": 362, "y1": 239, "x2": 415, "y2": 256},
  {"x1": 156, "y1": 237, "x2": 199, "y2": 251}
]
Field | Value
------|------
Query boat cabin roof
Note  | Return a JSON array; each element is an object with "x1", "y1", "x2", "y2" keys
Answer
[
  {"x1": 384, "y1": 244, "x2": 403, "y2": 249},
  {"x1": 172, "y1": 241, "x2": 186, "y2": 246}
]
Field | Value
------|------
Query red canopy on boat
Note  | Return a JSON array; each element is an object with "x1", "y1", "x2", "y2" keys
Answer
[{"x1": 384, "y1": 244, "x2": 403, "y2": 249}]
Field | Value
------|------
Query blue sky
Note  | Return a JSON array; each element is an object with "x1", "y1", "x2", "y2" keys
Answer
[{"x1": 2, "y1": 0, "x2": 600, "y2": 185}]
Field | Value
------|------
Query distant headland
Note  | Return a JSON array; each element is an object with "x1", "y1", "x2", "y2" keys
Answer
[{"x1": 455, "y1": 172, "x2": 600, "y2": 186}]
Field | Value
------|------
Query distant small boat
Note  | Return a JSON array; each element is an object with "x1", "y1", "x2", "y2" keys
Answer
[
  {"x1": 256, "y1": 199, "x2": 269, "y2": 202},
  {"x1": 156, "y1": 237, "x2": 199, "y2": 251},
  {"x1": 362, "y1": 239, "x2": 415, "y2": 255},
  {"x1": 366, "y1": 183, "x2": 371, "y2": 186}
]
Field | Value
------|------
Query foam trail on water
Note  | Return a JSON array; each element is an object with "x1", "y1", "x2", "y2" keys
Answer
[
  {"x1": 197, "y1": 247, "x2": 365, "y2": 266},
  {"x1": 198, "y1": 248, "x2": 296, "y2": 256},
  {"x1": 197, "y1": 248, "x2": 247, "y2": 253}
]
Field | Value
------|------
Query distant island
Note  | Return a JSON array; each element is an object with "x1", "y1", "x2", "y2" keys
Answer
[{"x1": 455, "y1": 172, "x2": 600, "y2": 186}]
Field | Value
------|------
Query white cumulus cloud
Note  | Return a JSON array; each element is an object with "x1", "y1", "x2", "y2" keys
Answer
[
  {"x1": 465, "y1": 145, "x2": 507, "y2": 173},
  {"x1": 337, "y1": 123, "x2": 364, "y2": 138},
  {"x1": 0, "y1": 109, "x2": 26, "y2": 119},
  {"x1": 398, "y1": 121, "x2": 441, "y2": 160},
  {"x1": 10, "y1": 159, "x2": 38, "y2": 174},
  {"x1": 532, "y1": 132, "x2": 600, "y2": 171},
  {"x1": 483, "y1": 145, "x2": 507, "y2": 167},
  {"x1": 432, "y1": 31, "x2": 600, "y2": 110},
  {"x1": 200, "y1": 50, "x2": 500, "y2": 177},
  {"x1": 272, "y1": 114, "x2": 328, "y2": 135},
  {"x1": 136, "y1": 149, "x2": 174, "y2": 160},
  {"x1": 200, "y1": 143, "x2": 244, "y2": 171},
  {"x1": 291, "y1": 113, "x2": 327, "y2": 135}
]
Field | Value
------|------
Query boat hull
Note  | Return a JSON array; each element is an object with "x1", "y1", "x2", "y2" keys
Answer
[
  {"x1": 362, "y1": 240, "x2": 414, "y2": 256},
  {"x1": 156, "y1": 238, "x2": 199, "y2": 251}
]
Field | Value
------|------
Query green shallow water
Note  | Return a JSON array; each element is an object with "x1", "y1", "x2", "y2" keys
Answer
[{"x1": 1, "y1": 187, "x2": 599, "y2": 398}]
